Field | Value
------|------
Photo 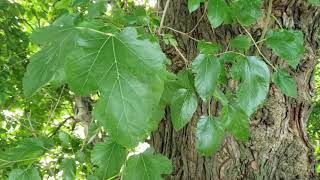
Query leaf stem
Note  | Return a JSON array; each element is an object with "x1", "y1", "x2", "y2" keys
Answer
[
  {"x1": 240, "y1": 24, "x2": 277, "y2": 70},
  {"x1": 158, "y1": 0, "x2": 171, "y2": 34},
  {"x1": 208, "y1": 98, "x2": 211, "y2": 116},
  {"x1": 272, "y1": 15, "x2": 284, "y2": 30},
  {"x1": 162, "y1": 26, "x2": 200, "y2": 42},
  {"x1": 216, "y1": 51, "x2": 246, "y2": 57},
  {"x1": 188, "y1": 4, "x2": 207, "y2": 34},
  {"x1": 172, "y1": 44, "x2": 189, "y2": 67}
]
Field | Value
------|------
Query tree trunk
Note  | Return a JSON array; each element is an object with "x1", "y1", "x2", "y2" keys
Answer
[{"x1": 151, "y1": 0, "x2": 320, "y2": 179}]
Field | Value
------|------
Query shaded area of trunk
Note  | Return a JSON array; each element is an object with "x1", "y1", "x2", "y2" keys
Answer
[{"x1": 151, "y1": 0, "x2": 320, "y2": 179}]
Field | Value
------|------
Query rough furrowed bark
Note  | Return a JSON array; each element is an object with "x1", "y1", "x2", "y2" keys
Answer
[{"x1": 151, "y1": 0, "x2": 320, "y2": 179}]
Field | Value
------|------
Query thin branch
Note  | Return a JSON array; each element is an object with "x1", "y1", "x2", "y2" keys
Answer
[
  {"x1": 216, "y1": 51, "x2": 246, "y2": 57},
  {"x1": 162, "y1": 26, "x2": 200, "y2": 42},
  {"x1": 240, "y1": 24, "x2": 277, "y2": 70},
  {"x1": 272, "y1": 15, "x2": 283, "y2": 30},
  {"x1": 48, "y1": 85, "x2": 65, "y2": 122},
  {"x1": 158, "y1": 0, "x2": 171, "y2": 34},
  {"x1": 172, "y1": 44, "x2": 189, "y2": 67},
  {"x1": 21, "y1": 18, "x2": 35, "y2": 30},
  {"x1": 49, "y1": 116, "x2": 75, "y2": 137},
  {"x1": 188, "y1": 5, "x2": 207, "y2": 34},
  {"x1": 26, "y1": 111, "x2": 37, "y2": 137}
]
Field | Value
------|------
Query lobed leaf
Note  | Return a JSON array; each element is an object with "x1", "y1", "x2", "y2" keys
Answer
[
  {"x1": 8, "y1": 167, "x2": 41, "y2": 180},
  {"x1": 122, "y1": 148, "x2": 172, "y2": 180},
  {"x1": 91, "y1": 140, "x2": 128, "y2": 179}
]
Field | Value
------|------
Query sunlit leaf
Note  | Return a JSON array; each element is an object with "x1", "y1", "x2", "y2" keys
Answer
[
  {"x1": 8, "y1": 167, "x2": 41, "y2": 180},
  {"x1": 122, "y1": 148, "x2": 172, "y2": 180},
  {"x1": 60, "y1": 159, "x2": 76, "y2": 180},
  {"x1": 91, "y1": 140, "x2": 128, "y2": 179}
]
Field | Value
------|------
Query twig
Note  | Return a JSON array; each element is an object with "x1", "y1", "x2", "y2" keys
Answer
[
  {"x1": 172, "y1": 44, "x2": 189, "y2": 67},
  {"x1": 216, "y1": 51, "x2": 246, "y2": 57},
  {"x1": 162, "y1": 26, "x2": 200, "y2": 42},
  {"x1": 158, "y1": 0, "x2": 171, "y2": 34},
  {"x1": 48, "y1": 85, "x2": 65, "y2": 122},
  {"x1": 272, "y1": 15, "x2": 283, "y2": 30},
  {"x1": 188, "y1": 5, "x2": 207, "y2": 34},
  {"x1": 49, "y1": 116, "x2": 75, "y2": 137},
  {"x1": 26, "y1": 111, "x2": 37, "y2": 137},
  {"x1": 240, "y1": 24, "x2": 277, "y2": 70}
]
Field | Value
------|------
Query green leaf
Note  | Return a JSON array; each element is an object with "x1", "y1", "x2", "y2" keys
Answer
[
  {"x1": 236, "y1": 56, "x2": 270, "y2": 116},
  {"x1": 91, "y1": 140, "x2": 128, "y2": 179},
  {"x1": 8, "y1": 167, "x2": 41, "y2": 180},
  {"x1": 196, "y1": 116, "x2": 224, "y2": 156},
  {"x1": 163, "y1": 33, "x2": 178, "y2": 46},
  {"x1": 218, "y1": 51, "x2": 245, "y2": 64},
  {"x1": 170, "y1": 70, "x2": 198, "y2": 131},
  {"x1": 122, "y1": 148, "x2": 172, "y2": 180},
  {"x1": 23, "y1": 26, "x2": 76, "y2": 96},
  {"x1": 75, "y1": 151, "x2": 86, "y2": 163},
  {"x1": 233, "y1": 0, "x2": 262, "y2": 26},
  {"x1": 230, "y1": 35, "x2": 251, "y2": 51},
  {"x1": 87, "y1": 175, "x2": 100, "y2": 180},
  {"x1": 197, "y1": 41, "x2": 220, "y2": 55},
  {"x1": 192, "y1": 54, "x2": 221, "y2": 101},
  {"x1": 266, "y1": 29, "x2": 304, "y2": 68},
  {"x1": 59, "y1": 131, "x2": 71, "y2": 148},
  {"x1": 60, "y1": 159, "x2": 76, "y2": 180},
  {"x1": 309, "y1": 0, "x2": 320, "y2": 5},
  {"x1": 188, "y1": 0, "x2": 203, "y2": 12},
  {"x1": 70, "y1": 27, "x2": 168, "y2": 147},
  {"x1": 87, "y1": 0, "x2": 107, "y2": 18},
  {"x1": 0, "y1": 137, "x2": 53, "y2": 167},
  {"x1": 222, "y1": 104, "x2": 249, "y2": 141},
  {"x1": 71, "y1": 0, "x2": 90, "y2": 6},
  {"x1": 207, "y1": 0, "x2": 229, "y2": 28},
  {"x1": 171, "y1": 89, "x2": 198, "y2": 131},
  {"x1": 213, "y1": 89, "x2": 228, "y2": 106},
  {"x1": 272, "y1": 69, "x2": 297, "y2": 97}
]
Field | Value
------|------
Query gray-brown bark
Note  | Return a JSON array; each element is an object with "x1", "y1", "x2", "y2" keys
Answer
[{"x1": 151, "y1": 0, "x2": 320, "y2": 179}]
